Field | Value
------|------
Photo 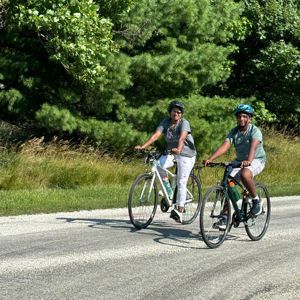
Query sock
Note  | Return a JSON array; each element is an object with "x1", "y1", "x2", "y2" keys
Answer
[{"x1": 252, "y1": 195, "x2": 259, "y2": 201}]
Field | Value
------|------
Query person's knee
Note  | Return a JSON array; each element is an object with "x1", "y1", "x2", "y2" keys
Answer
[{"x1": 241, "y1": 168, "x2": 253, "y2": 181}]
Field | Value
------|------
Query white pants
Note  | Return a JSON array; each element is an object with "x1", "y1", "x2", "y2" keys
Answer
[{"x1": 159, "y1": 154, "x2": 196, "y2": 207}]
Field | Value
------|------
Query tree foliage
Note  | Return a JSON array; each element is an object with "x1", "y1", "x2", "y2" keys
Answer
[
  {"x1": 222, "y1": 0, "x2": 300, "y2": 129},
  {"x1": 0, "y1": 0, "x2": 131, "y2": 121},
  {"x1": 0, "y1": 0, "x2": 298, "y2": 156},
  {"x1": 115, "y1": 0, "x2": 243, "y2": 105}
]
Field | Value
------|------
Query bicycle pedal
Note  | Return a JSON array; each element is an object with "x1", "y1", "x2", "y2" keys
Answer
[{"x1": 233, "y1": 221, "x2": 240, "y2": 228}]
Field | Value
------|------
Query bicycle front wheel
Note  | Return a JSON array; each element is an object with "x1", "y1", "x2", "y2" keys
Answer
[
  {"x1": 200, "y1": 185, "x2": 231, "y2": 248},
  {"x1": 128, "y1": 173, "x2": 158, "y2": 229},
  {"x1": 182, "y1": 173, "x2": 202, "y2": 224},
  {"x1": 245, "y1": 183, "x2": 271, "y2": 241}
]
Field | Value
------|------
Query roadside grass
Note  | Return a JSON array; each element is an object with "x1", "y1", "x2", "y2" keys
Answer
[
  {"x1": 0, "y1": 125, "x2": 299, "y2": 216},
  {"x1": 0, "y1": 137, "x2": 143, "y2": 190},
  {"x1": 0, "y1": 186, "x2": 129, "y2": 216}
]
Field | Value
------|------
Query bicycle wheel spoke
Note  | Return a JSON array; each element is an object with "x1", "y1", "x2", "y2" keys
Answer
[
  {"x1": 181, "y1": 173, "x2": 202, "y2": 224},
  {"x1": 200, "y1": 186, "x2": 230, "y2": 248},
  {"x1": 245, "y1": 183, "x2": 271, "y2": 241},
  {"x1": 128, "y1": 174, "x2": 158, "y2": 229}
]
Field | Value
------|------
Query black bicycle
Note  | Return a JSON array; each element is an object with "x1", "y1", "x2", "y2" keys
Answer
[{"x1": 200, "y1": 162, "x2": 271, "y2": 248}]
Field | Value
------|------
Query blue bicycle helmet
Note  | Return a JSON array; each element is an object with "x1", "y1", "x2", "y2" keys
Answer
[
  {"x1": 234, "y1": 104, "x2": 254, "y2": 116},
  {"x1": 168, "y1": 100, "x2": 185, "y2": 113}
]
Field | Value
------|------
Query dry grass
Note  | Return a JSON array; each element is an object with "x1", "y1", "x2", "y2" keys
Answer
[
  {"x1": 0, "y1": 137, "x2": 143, "y2": 189},
  {"x1": 0, "y1": 125, "x2": 298, "y2": 215}
]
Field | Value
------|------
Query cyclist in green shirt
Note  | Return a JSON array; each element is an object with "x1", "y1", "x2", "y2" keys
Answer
[{"x1": 203, "y1": 104, "x2": 266, "y2": 228}]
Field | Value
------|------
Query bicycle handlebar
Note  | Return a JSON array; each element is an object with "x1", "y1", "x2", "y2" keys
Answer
[
  {"x1": 205, "y1": 161, "x2": 242, "y2": 168},
  {"x1": 135, "y1": 149, "x2": 168, "y2": 164}
]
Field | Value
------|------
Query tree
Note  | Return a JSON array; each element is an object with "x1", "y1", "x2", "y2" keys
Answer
[
  {"x1": 220, "y1": 0, "x2": 300, "y2": 129},
  {"x1": 1, "y1": 0, "x2": 254, "y2": 154},
  {"x1": 0, "y1": 0, "x2": 131, "y2": 123},
  {"x1": 113, "y1": 0, "x2": 243, "y2": 106}
]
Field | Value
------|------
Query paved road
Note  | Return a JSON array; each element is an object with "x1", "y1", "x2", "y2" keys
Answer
[{"x1": 0, "y1": 196, "x2": 300, "y2": 299}]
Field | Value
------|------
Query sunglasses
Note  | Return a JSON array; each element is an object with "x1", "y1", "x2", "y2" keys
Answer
[{"x1": 171, "y1": 110, "x2": 182, "y2": 114}]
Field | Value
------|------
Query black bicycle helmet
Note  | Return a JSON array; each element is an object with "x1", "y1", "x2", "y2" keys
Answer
[
  {"x1": 168, "y1": 100, "x2": 185, "y2": 113},
  {"x1": 234, "y1": 104, "x2": 254, "y2": 117}
]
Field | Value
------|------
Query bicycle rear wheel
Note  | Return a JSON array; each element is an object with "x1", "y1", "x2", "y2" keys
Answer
[
  {"x1": 128, "y1": 173, "x2": 158, "y2": 229},
  {"x1": 181, "y1": 173, "x2": 202, "y2": 224},
  {"x1": 245, "y1": 183, "x2": 271, "y2": 241},
  {"x1": 200, "y1": 185, "x2": 231, "y2": 248}
]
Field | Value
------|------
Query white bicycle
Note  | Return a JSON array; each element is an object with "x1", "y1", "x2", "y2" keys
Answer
[{"x1": 128, "y1": 151, "x2": 202, "y2": 229}]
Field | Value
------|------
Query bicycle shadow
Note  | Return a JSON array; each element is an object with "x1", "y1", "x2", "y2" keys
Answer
[
  {"x1": 56, "y1": 215, "x2": 209, "y2": 249},
  {"x1": 56, "y1": 215, "x2": 250, "y2": 249},
  {"x1": 56, "y1": 216, "x2": 131, "y2": 230}
]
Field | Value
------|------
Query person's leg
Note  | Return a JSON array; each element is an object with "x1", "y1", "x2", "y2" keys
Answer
[
  {"x1": 240, "y1": 168, "x2": 256, "y2": 197},
  {"x1": 240, "y1": 159, "x2": 265, "y2": 197},
  {"x1": 158, "y1": 154, "x2": 174, "y2": 178},
  {"x1": 240, "y1": 159, "x2": 265, "y2": 215},
  {"x1": 175, "y1": 155, "x2": 196, "y2": 212},
  {"x1": 158, "y1": 154, "x2": 174, "y2": 198}
]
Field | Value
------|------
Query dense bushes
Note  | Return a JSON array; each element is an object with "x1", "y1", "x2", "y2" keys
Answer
[{"x1": 0, "y1": 0, "x2": 298, "y2": 156}]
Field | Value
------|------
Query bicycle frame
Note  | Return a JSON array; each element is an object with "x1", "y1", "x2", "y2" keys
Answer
[
  {"x1": 149, "y1": 159, "x2": 176, "y2": 207},
  {"x1": 219, "y1": 163, "x2": 250, "y2": 223},
  {"x1": 146, "y1": 154, "x2": 195, "y2": 208}
]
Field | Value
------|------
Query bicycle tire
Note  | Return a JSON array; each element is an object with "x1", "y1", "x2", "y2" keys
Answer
[
  {"x1": 128, "y1": 173, "x2": 158, "y2": 229},
  {"x1": 245, "y1": 183, "x2": 271, "y2": 241},
  {"x1": 200, "y1": 185, "x2": 231, "y2": 248},
  {"x1": 181, "y1": 173, "x2": 202, "y2": 224}
]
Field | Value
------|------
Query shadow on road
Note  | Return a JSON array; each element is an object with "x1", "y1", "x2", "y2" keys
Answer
[
  {"x1": 56, "y1": 216, "x2": 209, "y2": 249},
  {"x1": 56, "y1": 216, "x2": 249, "y2": 249}
]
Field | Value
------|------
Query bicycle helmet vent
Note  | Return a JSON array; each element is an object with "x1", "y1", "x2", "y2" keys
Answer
[{"x1": 234, "y1": 104, "x2": 254, "y2": 116}]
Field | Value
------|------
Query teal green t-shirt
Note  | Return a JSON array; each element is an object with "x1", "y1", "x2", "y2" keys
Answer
[{"x1": 225, "y1": 124, "x2": 266, "y2": 161}]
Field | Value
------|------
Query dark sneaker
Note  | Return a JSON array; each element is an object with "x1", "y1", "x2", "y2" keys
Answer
[
  {"x1": 213, "y1": 215, "x2": 228, "y2": 230},
  {"x1": 250, "y1": 199, "x2": 262, "y2": 216},
  {"x1": 170, "y1": 208, "x2": 182, "y2": 223}
]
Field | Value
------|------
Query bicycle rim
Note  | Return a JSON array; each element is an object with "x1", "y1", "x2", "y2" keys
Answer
[
  {"x1": 200, "y1": 185, "x2": 230, "y2": 248},
  {"x1": 128, "y1": 173, "x2": 158, "y2": 229},
  {"x1": 182, "y1": 174, "x2": 202, "y2": 224},
  {"x1": 245, "y1": 183, "x2": 271, "y2": 241}
]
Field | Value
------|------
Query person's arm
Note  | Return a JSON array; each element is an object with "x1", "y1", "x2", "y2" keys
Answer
[
  {"x1": 171, "y1": 131, "x2": 188, "y2": 155},
  {"x1": 134, "y1": 130, "x2": 162, "y2": 150},
  {"x1": 203, "y1": 141, "x2": 231, "y2": 166},
  {"x1": 241, "y1": 139, "x2": 260, "y2": 167}
]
